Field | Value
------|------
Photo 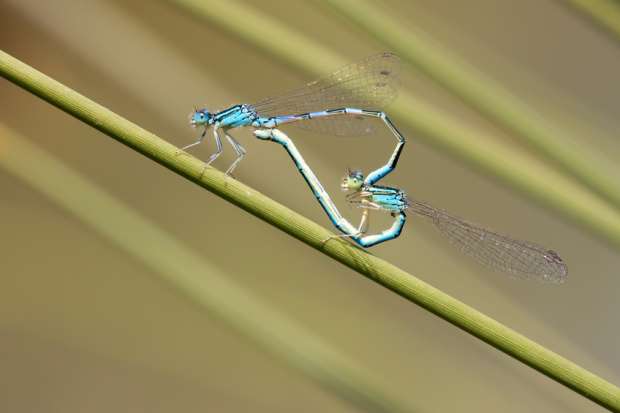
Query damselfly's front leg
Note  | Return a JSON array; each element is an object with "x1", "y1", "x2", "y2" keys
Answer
[{"x1": 176, "y1": 128, "x2": 207, "y2": 156}]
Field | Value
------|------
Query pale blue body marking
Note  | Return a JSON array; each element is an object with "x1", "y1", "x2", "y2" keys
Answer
[
  {"x1": 254, "y1": 128, "x2": 406, "y2": 248},
  {"x1": 183, "y1": 52, "x2": 405, "y2": 175}
]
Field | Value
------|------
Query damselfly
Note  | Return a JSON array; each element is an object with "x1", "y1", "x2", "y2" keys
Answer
[
  {"x1": 256, "y1": 128, "x2": 567, "y2": 283},
  {"x1": 183, "y1": 52, "x2": 405, "y2": 175}
]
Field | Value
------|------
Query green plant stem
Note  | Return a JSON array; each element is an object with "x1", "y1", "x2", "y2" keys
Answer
[
  {"x1": 1, "y1": 49, "x2": 618, "y2": 412},
  {"x1": 563, "y1": 0, "x2": 620, "y2": 43},
  {"x1": 168, "y1": 0, "x2": 620, "y2": 252},
  {"x1": 0, "y1": 125, "x2": 418, "y2": 413},
  {"x1": 323, "y1": 0, "x2": 620, "y2": 213}
]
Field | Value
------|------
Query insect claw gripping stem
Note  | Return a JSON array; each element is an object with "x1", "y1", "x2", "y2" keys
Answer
[
  {"x1": 180, "y1": 128, "x2": 207, "y2": 152},
  {"x1": 321, "y1": 235, "x2": 354, "y2": 248}
]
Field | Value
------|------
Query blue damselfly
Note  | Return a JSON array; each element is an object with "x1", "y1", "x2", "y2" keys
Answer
[
  {"x1": 256, "y1": 128, "x2": 567, "y2": 283},
  {"x1": 183, "y1": 52, "x2": 404, "y2": 175}
]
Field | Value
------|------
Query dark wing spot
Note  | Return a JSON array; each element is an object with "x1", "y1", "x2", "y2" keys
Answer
[
  {"x1": 545, "y1": 250, "x2": 564, "y2": 264},
  {"x1": 380, "y1": 70, "x2": 391, "y2": 76}
]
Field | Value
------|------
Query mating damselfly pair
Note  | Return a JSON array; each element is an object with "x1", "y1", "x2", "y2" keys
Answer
[{"x1": 182, "y1": 52, "x2": 567, "y2": 283}]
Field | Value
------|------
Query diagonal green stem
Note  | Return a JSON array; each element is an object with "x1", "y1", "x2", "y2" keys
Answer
[
  {"x1": 0, "y1": 124, "x2": 418, "y2": 413},
  {"x1": 1, "y1": 48, "x2": 618, "y2": 412}
]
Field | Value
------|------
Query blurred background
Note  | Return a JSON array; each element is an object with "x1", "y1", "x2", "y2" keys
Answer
[{"x1": 1, "y1": 0, "x2": 619, "y2": 412}]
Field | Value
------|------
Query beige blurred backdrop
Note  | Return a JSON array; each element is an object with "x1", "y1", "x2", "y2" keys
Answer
[{"x1": 0, "y1": 0, "x2": 619, "y2": 412}]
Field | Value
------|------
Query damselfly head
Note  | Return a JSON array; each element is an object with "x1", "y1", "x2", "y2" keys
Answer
[
  {"x1": 189, "y1": 108, "x2": 212, "y2": 128},
  {"x1": 341, "y1": 168, "x2": 364, "y2": 191}
]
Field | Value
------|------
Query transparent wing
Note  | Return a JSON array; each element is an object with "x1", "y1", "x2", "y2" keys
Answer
[
  {"x1": 251, "y1": 52, "x2": 400, "y2": 136},
  {"x1": 406, "y1": 198, "x2": 567, "y2": 283},
  {"x1": 285, "y1": 115, "x2": 373, "y2": 137}
]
